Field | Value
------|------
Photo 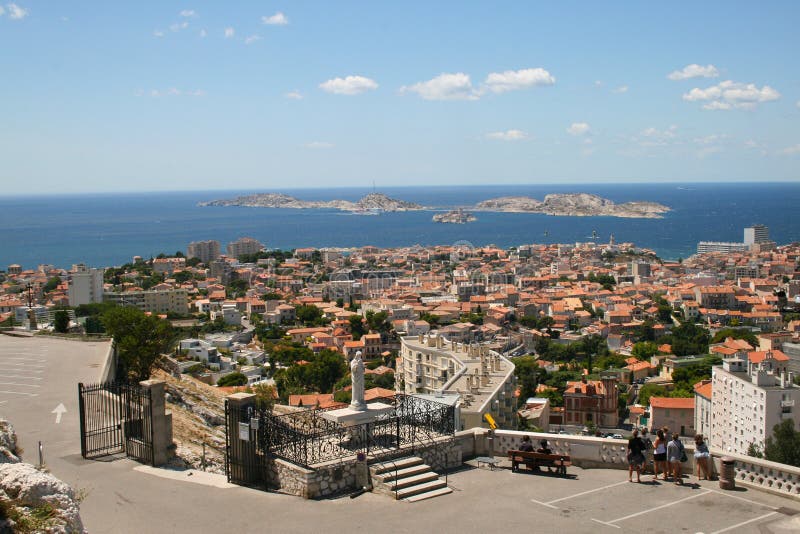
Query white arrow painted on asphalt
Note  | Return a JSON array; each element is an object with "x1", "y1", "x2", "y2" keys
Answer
[{"x1": 52, "y1": 403, "x2": 67, "y2": 424}]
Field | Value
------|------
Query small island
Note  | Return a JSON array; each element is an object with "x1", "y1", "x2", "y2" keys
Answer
[
  {"x1": 432, "y1": 209, "x2": 477, "y2": 224},
  {"x1": 473, "y1": 193, "x2": 670, "y2": 219},
  {"x1": 200, "y1": 191, "x2": 669, "y2": 219},
  {"x1": 199, "y1": 192, "x2": 425, "y2": 213}
]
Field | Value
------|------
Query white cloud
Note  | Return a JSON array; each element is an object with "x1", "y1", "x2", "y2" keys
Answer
[
  {"x1": 199, "y1": 29, "x2": 207, "y2": 38},
  {"x1": 6, "y1": 3, "x2": 27, "y2": 20},
  {"x1": 285, "y1": 91, "x2": 303, "y2": 100},
  {"x1": 613, "y1": 85, "x2": 629, "y2": 94},
  {"x1": 781, "y1": 144, "x2": 800, "y2": 155},
  {"x1": 486, "y1": 129, "x2": 528, "y2": 141},
  {"x1": 244, "y1": 35, "x2": 261, "y2": 45},
  {"x1": 693, "y1": 134, "x2": 727, "y2": 145},
  {"x1": 668, "y1": 64, "x2": 720, "y2": 81},
  {"x1": 224, "y1": 27, "x2": 235, "y2": 39},
  {"x1": 153, "y1": 30, "x2": 165, "y2": 38},
  {"x1": 306, "y1": 141, "x2": 334, "y2": 149},
  {"x1": 400, "y1": 72, "x2": 478, "y2": 101},
  {"x1": 567, "y1": 122, "x2": 591, "y2": 136},
  {"x1": 170, "y1": 21, "x2": 189, "y2": 32},
  {"x1": 638, "y1": 125, "x2": 678, "y2": 146},
  {"x1": 796, "y1": 100, "x2": 800, "y2": 109},
  {"x1": 262, "y1": 12, "x2": 288, "y2": 25},
  {"x1": 696, "y1": 146, "x2": 723, "y2": 158},
  {"x1": 594, "y1": 80, "x2": 603, "y2": 87},
  {"x1": 0, "y1": 6, "x2": 5, "y2": 16},
  {"x1": 483, "y1": 68, "x2": 555, "y2": 93},
  {"x1": 319, "y1": 75, "x2": 378, "y2": 95},
  {"x1": 180, "y1": 10, "x2": 197, "y2": 18},
  {"x1": 682, "y1": 80, "x2": 780, "y2": 110}
]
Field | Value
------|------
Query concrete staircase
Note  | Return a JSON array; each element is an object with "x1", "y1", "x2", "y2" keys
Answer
[{"x1": 369, "y1": 456, "x2": 452, "y2": 502}]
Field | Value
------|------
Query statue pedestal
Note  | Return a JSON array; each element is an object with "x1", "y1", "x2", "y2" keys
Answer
[{"x1": 320, "y1": 402, "x2": 394, "y2": 427}]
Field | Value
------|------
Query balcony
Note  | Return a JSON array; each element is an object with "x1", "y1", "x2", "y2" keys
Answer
[{"x1": 781, "y1": 399, "x2": 795, "y2": 408}]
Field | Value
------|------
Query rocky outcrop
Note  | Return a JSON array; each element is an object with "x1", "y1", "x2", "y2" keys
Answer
[
  {"x1": 473, "y1": 193, "x2": 670, "y2": 218},
  {"x1": 0, "y1": 417, "x2": 85, "y2": 533},
  {"x1": 432, "y1": 209, "x2": 477, "y2": 224},
  {"x1": 0, "y1": 419, "x2": 20, "y2": 464},
  {"x1": 199, "y1": 192, "x2": 425, "y2": 212}
]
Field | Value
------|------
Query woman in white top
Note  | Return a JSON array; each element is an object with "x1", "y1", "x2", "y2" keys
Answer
[{"x1": 652, "y1": 429, "x2": 668, "y2": 481}]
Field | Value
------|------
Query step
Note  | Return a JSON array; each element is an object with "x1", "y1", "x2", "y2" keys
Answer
[
  {"x1": 373, "y1": 464, "x2": 431, "y2": 483},
  {"x1": 395, "y1": 479, "x2": 448, "y2": 500},
  {"x1": 387, "y1": 471, "x2": 439, "y2": 491},
  {"x1": 370, "y1": 457, "x2": 423, "y2": 476},
  {"x1": 404, "y1": 486, "x2": 453, "y2": 503}
]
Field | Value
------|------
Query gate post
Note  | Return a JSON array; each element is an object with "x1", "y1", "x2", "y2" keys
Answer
[
  {"x1": 139, "y1": 380, "x2": 172, "y2": 466},
  {"x1": 226, "y1": 392, "x2": 258, "y2": 485}
]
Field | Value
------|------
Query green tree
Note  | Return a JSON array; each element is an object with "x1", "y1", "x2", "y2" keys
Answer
[
  {"x1": 53, "y1": 310, "x2": 70, "y2": 333},
  {"x1": 296, "y1": 304, "x2": 325, "y2": 326},
  {"x1": 632, "y1": 341, "x2": 659, "y2": 360},
  {"x1": 710, "y1": 328, "x2": 758, "y2": 348},
  {"x1": 217, "y1": 372, "x2": 248, "y2": 387},
  {"x1": 101, "y1": 307, "x2": 174, "y2": 382},
  {"x1": 763, "y1": 419, "x2": 800, "y2": 467},
  {"x1": 366, "y1": 310, "x2": 391, "y2": 334},
  {"x1": 638, "y1": 383, "x2": 667, "y2": 407},
  {"x1": 349, "y1": 315, "x2": 367, "y2": 340},
  {"x1": 43, "y1": 276, "x2": 61, "y2": 293}
]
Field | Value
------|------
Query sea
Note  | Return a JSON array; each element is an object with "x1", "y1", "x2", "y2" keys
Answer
[{"x1": 1, "y1": 182, "x2": 798, "y2": 270}]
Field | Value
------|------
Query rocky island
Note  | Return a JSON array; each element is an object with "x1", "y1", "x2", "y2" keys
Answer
[
  {"x1": 432, "y1": 209, "x2": 477, "y2": 224},
  {"x1": 473, "y1": 193, "x2": 670, "y2": 218},
  {"x1": 199, "y1": 192, "x2": 425, "y2": 213}
]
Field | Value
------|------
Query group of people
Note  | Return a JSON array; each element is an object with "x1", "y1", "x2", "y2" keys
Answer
[
  {"x1": 519, "y1": 435, "x2": 551, "y2": 454},
  {"x1": 627, "y1": 428, "x2": 712, "y2": 484}
]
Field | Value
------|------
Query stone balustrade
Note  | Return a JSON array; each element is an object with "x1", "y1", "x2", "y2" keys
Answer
[{"x1": 710, "y1": 449, "x2": 800, "y2": 499}]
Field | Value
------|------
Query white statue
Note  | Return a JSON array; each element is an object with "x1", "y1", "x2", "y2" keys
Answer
[{"x1": 350, "y1": 350, "x2": 366, "y2": 411}]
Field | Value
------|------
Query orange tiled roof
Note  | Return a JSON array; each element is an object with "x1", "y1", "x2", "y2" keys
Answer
[{"x1": 649, "y1": 397, "x2": 695, "y2": 409}]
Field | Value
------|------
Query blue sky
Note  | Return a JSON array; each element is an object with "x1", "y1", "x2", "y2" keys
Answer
[{"x1": 1, "y1": 1, "x2": 799, "y2": 194}]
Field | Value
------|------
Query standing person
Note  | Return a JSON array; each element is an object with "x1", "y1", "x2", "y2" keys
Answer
[
  {"x1": 667, "y1": 433, "x2": 685, "y2": 485},
  {"x1": 640, "y1": 428, "x2": 653, "y2": 475},
  {"x1": 652, "y1": 429, "x2": 668, "y2": 481},
  {"x1": 627, "y1": 429, "x2": 645, "y2": 483},
  {"x1": 694, "y1": 434, "x2": 711, "y2": 480}
]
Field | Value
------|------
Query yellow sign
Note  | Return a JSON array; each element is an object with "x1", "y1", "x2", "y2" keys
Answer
[{"x1": 484, "y1": 413, "x2": 497, "y2": 430}]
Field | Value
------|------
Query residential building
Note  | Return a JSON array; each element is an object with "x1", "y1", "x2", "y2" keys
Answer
[
  {"x1": 103, "y1": 287, "x2": 189, "y2": 314},
  {"x1": 710, "y1": 350, "x2": 800, "y2": 455},
  {"x1": 227, "y1": 237, "x2": 263, "y2": 258},
  {"x1": 648, "y1": 397, "x2": 695, "y2": 437},
  {"x1": 744, "y1": 225, "x2": 769, "y2": 246},
  {"x1": 563, "y1": 373, "x2": 618, "y2": 428},
  {"x1": 694, "y1": 379, "x2": 712, "y2": 439},
  {"x1": 68, "y1": 265, "x2": 104, "y2": 307},
  {"x1": 187, "y1": 240, "x2": 221, "y2": 264},
  {"x1": 398, "y1": 333, "x2": 517, "y2": 430}
]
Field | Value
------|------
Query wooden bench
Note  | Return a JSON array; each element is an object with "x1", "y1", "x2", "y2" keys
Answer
[{"x1": 508, "y1": 450, "x2": 572, "y2": 476}]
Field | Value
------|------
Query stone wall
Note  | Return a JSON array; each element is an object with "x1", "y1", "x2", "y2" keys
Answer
[
  {"x1": 712, "y1": 449, "x2": 800, "y2": 500},
  {"x1": 266, "y1": 457, "x2": 358, "y2": 499}
]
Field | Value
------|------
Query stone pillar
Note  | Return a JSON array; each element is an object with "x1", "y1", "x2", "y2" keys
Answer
[
  {"x1": 139, "y1": 379, "x2": 173, "y2": 467},
  {"x1": 226, "y1": 392, "x2": 258, "y2": 484}
]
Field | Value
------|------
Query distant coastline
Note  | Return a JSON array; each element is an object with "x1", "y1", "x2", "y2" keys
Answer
[{"x1": 200, "y1": 191, "x2": 670, "y2": 219}]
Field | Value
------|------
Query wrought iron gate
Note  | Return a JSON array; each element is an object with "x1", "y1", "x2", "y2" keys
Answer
[
  {"x1": 78, "y1": 381, "x2": 154, "y2": 465},
  {"x1": 224, "y1": 400, "x2": 267, "y2": 487}
]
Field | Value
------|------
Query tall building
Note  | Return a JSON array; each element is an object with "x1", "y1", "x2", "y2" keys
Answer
[
  {"x1": 744, "y1": 224, "x2": 770, "y2": 246},
  {"x1": 68, "y1": 264, "x2": 105, "y2": 306},
  {"x1": 398, "y1": 333, "x2": 517, "y2": 430},
  {"x1": 696, "y1": 241, "x2": 750, "y2": 254},
  {"x1": 710, "y1": 350, "x2": 800, "y2": 455},
  {"x1": 187, "y1": 240, "x2": 221, "y2": 264},
  {"x1": 227, "y1": 237, "x2": 263, "y2": 258}
]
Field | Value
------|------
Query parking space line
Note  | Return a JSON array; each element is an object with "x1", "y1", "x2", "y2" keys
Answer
[
  {"x1": 707, "y1": 488, "x2": 778, "y2": 510},
  {"x1": 0, "y1": 382, "x2": 40, "y2": 388},
  {"x1": 0, "y1": 368, "x2": 43, "y2": 373},
  {"x1": 1, "y1": 356, "x2": 44, "y2": 361},
  {"x1": 548, "y1": 480, "x2": 630, "y2": 504},
  {"x1": 601, "y1": 489, "x2": 711, "y2": 525},
  {"x1": 0, "y1": 363, "x2": 45, "y2": 368},
  {"x1": 590, "y1": 518, "x2": 621, "y2": 529},
  {"x1": 709, "y1": 511, "x2": 778, "y2": 534},
  {"x1": 0, "y1": 390, "x2": 38, "y2": 397},
  {"x1": 530, "y1": 499, "x2": 559, "y2": 509}
]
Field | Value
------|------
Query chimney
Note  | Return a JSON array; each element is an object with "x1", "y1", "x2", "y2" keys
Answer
[{"x1": 418, "y1": 333, "x2": 423, "y2": 343}]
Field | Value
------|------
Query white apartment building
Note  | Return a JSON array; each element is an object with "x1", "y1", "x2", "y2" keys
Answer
[
  {"x1": 103, "y1": 287, "x2": 189, "y2": 314},
  {"x1": 710, "y1": 350, "x2": 800, "y2": 456},
  {"x1": 68, "y1": 265, "x2": 104, "y2": 306},
  {"x1": 398, "y1": 333, "x2": 517, "y2": 430}
]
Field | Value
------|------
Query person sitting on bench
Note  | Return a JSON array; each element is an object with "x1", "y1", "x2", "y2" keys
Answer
[
  {"x1": 537, "y1": 439, "x2": 553, "y2": 472},
  {"x1": 519, "y1": 436, "x2": 534, "y2": 452}
]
